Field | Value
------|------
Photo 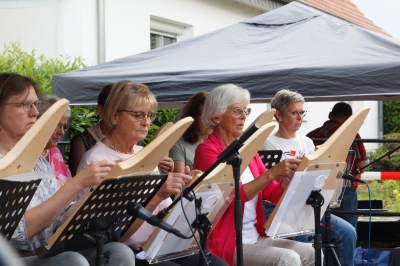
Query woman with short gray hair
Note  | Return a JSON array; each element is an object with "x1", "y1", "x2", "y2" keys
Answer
[
  {"x1": 194, "y1": 84, "x2": 314, "y2": 266},
  {"x1": 202, "y1": 84, "x2": 250, "y2": 129},
  {"x1": 263, "y1": 89, "x2": 357, "y2": 266}
]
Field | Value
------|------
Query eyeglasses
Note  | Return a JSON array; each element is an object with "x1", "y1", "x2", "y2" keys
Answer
[
  {"x1": 118, "y1": 110, "x2": 157, "y2": 122},
  {"x1": 286, "y1": 110, "x2": 307, "y2": 119},
  {"x1": 55, "y1": 122, "x2": 69, "y2": 132},
  {"x1": 5, "y1": 100, "x2": 41, "y2": 112},
  {"x1": 229, "y1": 107, "x2": 251, "y2": 118}
]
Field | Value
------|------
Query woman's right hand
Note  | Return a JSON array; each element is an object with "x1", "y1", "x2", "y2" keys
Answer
[
  {"x1": 268, "y1": 157, "x2": 301, "y2": 181},
  {"x1": 74, "y1": 160, "x2": 116, "y2": 189},
  {"x1": 154, "y1": 172, "x2": 192, "y2": 202}
]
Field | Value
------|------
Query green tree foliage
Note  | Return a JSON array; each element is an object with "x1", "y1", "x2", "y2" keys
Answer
[
  {"x1": 383, "y1": 101, "x2": 400, "y2": 134},
  {"x1": 143, "y1": 109, "x2": 180, "y2": 145},
  {"x1": 0, "y1": 42, "x2": 86, "y2": 94}
]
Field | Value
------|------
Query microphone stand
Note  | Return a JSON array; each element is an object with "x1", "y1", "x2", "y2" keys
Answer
[
  {"x1": 352, "y1": 143, "x2": 400, "y2": 177},
  {"x1": 157, "y1": 124, "x2": 260, "y2": 266}
]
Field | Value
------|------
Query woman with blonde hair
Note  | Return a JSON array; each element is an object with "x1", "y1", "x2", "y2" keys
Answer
[{"x1": 78, "y1": 81, "x2": 228, "y2": 266}]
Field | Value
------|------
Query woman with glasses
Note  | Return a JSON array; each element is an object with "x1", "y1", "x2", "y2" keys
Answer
[
  {"x1": 0, "y1": 73, "x2": 135, "y2": 265},
  {"x1": 262, "y1": 89, "x2": 312, "y2": 158},
  {"x1": 77, "y1": 80, "x2": 228, "y2": 266},
  {"x1": 193, "y1": 84, "x2": 314, "y2": 266},
  {"x1": 262, "y1": 89, "x2": 357, "y2": 266},
  {"x1": 37, "y1": 93, "x2": 72, "y2": 187}
]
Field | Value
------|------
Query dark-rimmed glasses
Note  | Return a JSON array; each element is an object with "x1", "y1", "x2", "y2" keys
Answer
[
  {"x1": 286, "y1": 110, "x2": 307, "y2": 119},
  {"x1": 229, "y1": 107, "x2": 251, "y2": 118},
  {"x1": 5, "y1": 100, "x2": 41, "y2": 113},
  {"x1": 118, "y1": 110, "x2": 157, "y2": 122}
]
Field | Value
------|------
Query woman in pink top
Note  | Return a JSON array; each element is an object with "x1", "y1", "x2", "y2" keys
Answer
[{"x1": 77, "y1": 80, "x2": 228, "y2": 266}]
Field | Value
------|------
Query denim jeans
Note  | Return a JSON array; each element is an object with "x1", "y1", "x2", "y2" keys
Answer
[
  {"x1": 264, "y1": 201, "x2": 357, "y2": 266},
  {"x1": 335, "y1": 188, "x2": 359, "y2": 230}
]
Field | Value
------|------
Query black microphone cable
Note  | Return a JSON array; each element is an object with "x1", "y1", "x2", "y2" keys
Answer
[{"x1": 179, "y1": 187, "x2": 210, "y2": 266}]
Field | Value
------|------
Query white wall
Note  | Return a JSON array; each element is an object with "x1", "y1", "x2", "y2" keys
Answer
[{"x1": 104, "y1": 0, "x2": 263, "y2": 62}]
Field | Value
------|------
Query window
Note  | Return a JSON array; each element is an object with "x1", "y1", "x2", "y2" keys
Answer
[
  {"x1": 150, "y1": 33, "x2": 176, "y2": 50},
  {"x1": 150, "y1": 15, "x2": 192, "y2": 50}
]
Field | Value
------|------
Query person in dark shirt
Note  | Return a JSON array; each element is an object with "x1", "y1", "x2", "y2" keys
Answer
[{"x1": 307, "y1": 102, "x2": 367, "y2": 229}]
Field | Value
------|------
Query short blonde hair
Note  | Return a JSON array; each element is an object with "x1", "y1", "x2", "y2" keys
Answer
[{"x1": 102, "y1": 81, "x2": 157, "y2": 129}]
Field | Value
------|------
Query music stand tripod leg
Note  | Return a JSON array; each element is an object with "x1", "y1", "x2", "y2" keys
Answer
[
  {"x1": 323, "y1": 209, "x2": 341, "y2": 266},
  {"x1": 306, "y1": 190, "x2": 324, "y2": 266},
  {"x1": 195, "y1": 214, "x2": 212, "y2": 266}
]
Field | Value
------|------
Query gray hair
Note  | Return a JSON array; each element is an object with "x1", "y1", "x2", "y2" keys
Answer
[
  {"x1": 270, "y1": 89, "x2": 304, "y2": 114},
  {"x1": 37, "y1": 94, "x2": 71, "y2": 118},
  {"x1": 202, "y1": 84, "x2": 250, "y2": 129}
]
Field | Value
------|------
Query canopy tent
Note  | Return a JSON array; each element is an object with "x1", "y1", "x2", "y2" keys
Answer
[{"x1": 52, "y1": 2, "x2": 400, "y2": 109}]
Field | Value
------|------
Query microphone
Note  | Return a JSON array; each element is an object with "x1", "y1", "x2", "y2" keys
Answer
[
  {"x1": 342, "y1": 174, "x2": 364, "y2": 183},
  {"x1": 127, "y1": 202, "x2": 188, "y2": 239}
]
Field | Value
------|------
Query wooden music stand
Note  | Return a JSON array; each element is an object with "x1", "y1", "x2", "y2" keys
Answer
[
  {"x1": 243, "y1": 109, "x2": 275, "y2": 136},
  {"x1": 141, "y1": 121, "x2": 277, "y2": 263},
  {"x1": 0, "y1": 99, "x2": 69, "y2": 240},
  {"x1": 35, "y1": 117, "x2": 194, "y2": 258}
]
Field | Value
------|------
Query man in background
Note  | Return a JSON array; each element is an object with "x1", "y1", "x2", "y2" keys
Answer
[{"x1": 307, "y1": 102, "x2": 367, "y2": 229}]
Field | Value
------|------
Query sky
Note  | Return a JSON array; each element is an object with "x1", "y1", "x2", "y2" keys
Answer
[{"x1": 351, "y1": 0, "x2": 400, "y2": 39}]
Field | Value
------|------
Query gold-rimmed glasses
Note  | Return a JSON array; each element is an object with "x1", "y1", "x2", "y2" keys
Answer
[{"x1": 118, "y1": 110, "x2": 157, "y2": 122}]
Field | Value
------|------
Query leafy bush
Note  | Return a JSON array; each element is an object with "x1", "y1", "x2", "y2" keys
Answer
[
  {"x1": 358, "y1": 132, "x2": 400, "y2": 212},
  {"x1": 367, "y1": 133, "x2": 400, "y2": 171},
  {"x1": 143, "y1": 109, "x2": 180, "y2": 145},
  {"x1": 0, "y1": 42, "x2": 86, "y2": 94},
  {"x1": 383, "y1": 101, "x2": 400, "y2": 134}
]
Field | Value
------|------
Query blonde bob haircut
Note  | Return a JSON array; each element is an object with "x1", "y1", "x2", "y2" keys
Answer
[
  {"x1": 102, "y1": 81, "x2": 157, "y2": 129},
  {"x1": 202, "y1": 83, "x2": 250, "y2": 129}
]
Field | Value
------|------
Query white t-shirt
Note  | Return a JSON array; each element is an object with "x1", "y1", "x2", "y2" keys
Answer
[
  {"x1": 263, "y1": 134, "x2": 315, "y2": 160},
  {"x1": 77, "y1": 140, "x2": 171, "y2": 249},
  {"x1": 241, "y1": 167, "x2": 259, "y2": 244}
]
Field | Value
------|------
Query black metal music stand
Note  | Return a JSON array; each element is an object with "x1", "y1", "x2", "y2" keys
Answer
[
  {"x1": 258, "y1": 150, "x2": 283, "y2": 170},
  {"x1": 0, "y1": 172, "x2": 42, "y2": 240},
  {"x1": 35, "y1": 173, "x2": 168, "y2": 262}
]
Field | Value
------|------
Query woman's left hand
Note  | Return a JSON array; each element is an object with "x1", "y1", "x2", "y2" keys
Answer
[{"x1": 158, "y1": 157, "x2": 174, "y2": 173}]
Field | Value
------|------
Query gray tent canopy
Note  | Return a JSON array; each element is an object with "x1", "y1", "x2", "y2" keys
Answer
[{"x1": 52, "y1": 2, "x2": 400, "y2": 109}]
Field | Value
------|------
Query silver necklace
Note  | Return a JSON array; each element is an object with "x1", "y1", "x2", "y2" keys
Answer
[{"x1": 105, "y1": 137, "x2": 133, "y2": 154}]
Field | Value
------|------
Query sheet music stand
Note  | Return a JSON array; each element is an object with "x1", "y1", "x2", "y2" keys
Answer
[
  {"x1": 0, "y1": 172, "x2": 44, "y2": 240},
  {"x1": 258, "y1": 150, "x2": 282, "y2": 170},
  {"x1": 265, "y1": 162, "x2": 345, "y2": 239},
  {"x1": 35, "y1": 173, "x2": 167, "y2": 258}
]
